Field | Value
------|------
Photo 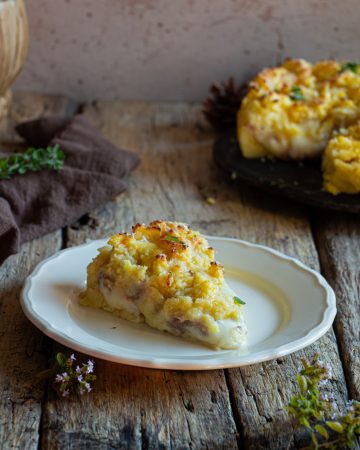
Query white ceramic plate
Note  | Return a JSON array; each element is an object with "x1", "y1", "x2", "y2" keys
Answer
[{"x1": 21, "y1": 237, "x2": 336, "y2": 370}]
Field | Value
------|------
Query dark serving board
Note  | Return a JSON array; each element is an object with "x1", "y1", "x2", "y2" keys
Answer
[{"x1": 213, "y1": 131, "x2": 360, "y2": 214}]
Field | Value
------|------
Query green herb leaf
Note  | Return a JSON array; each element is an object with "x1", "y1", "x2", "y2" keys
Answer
[
  {"x1": 340, "y1": 61, "x2": 358, "y2": 74},
  {"x1": 315, "y1": 424, "x2": 329, "y2": 440},
  {"x1": 290, "y1": 85, "x2": 305, "y2": 101},
  {"x1": 166, "y1": 235, "x2": 181, "y2": 243},
  {"x1": 296, "y1": 375, "x2": 308, "y2": 394},
  {"x1": 300, "y1": 417, "x2": 312, "y2": 430},
  {"x1": 56, "y1": 352, "x2": 67, "y2": 367},
  {"x1": 0, "y1": 144, "x2": 65, "y2": 180},
  {"x1": 234, "y1": 295, "x2": 246, "y2": 305},
  {"x1": 326, "y1": 421, "x2": 344, "y2": 434}
]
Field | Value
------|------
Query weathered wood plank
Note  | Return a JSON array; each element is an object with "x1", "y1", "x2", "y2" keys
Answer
[
  {"x1": 41, "y1": 102, "x2": 238, "y2": 450},
  {"x1": 312, "y1": 212, "x2": 360, "y2": 400},
  {"x1": 0, "y1": 236, "x2": 62, "y2": 450},
  {"x1": 0, "y1": 93, "x2": 71, "y2": 450},
  {"x1": 42, "y1": 362, "x2": 238, "y2": 450},
  {"x1": 218, "y1": 201, "x2": 350, "y2": 449},
  {"x1": 42, "y1": 101, "x2": 348, "y2": 449}
]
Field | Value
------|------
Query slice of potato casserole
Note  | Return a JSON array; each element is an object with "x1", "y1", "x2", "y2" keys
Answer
[{"x1": 80, "y1": 221, "x2": 247, "y2": 349}]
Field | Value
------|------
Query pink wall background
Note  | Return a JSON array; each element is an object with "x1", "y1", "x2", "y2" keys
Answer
[{"x1": 15, "y1": 0, "x2": 360, "y2": 101}]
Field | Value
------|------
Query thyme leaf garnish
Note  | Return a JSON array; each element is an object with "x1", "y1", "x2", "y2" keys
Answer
[
  {"x1": 290, "y1": 85, "x2": 305, "y2": 101},
  {"x1": 234, "y1": 295, "x2": 246, "y2": 305},
  {"x1": 166, "y1": 235, "x2": 182, "y2": 243}
]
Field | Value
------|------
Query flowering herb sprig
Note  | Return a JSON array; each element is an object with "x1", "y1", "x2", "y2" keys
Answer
[
  {"x1": 287, "y1": 354, "x2": 360, "y2": 449},
  {"x1": 37, "y1": 352, "x2": 96, "y2": 398},
  {"x1": 0, "y1": 144, "x2": 65, "y2": 180}
]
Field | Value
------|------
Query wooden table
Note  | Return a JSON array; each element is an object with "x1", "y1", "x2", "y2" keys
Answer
[{"x1": 0, "y1": 93, "x2": 358, "y2": 450}]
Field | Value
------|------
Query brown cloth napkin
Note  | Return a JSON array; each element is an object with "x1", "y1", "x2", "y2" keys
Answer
[{"x1": 0, "y1": 115, "x2": 139, "y2": 264}]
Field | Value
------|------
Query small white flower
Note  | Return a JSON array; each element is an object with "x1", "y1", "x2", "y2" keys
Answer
[
  {"x1": 84, "y1": 382, "x2": 91, "y2": 392},
  {"x1": 86, "y1": 360, "x2": 94, "y2": 374},
  {"x1": 55, "y1": 374, "x2": 64, "y2": 383},
  {"x1": 326, "y1": 364, "x2": 333, "y2": 378},
  {"x1": 331, "y1": 401, "x2": 338, "y2": 411},
  {"x1": 75, "y1": 365, "x2": 81, "y2": 374},
  {"x1": 67, "y1": 354, "x2": 76, "y2": 365},
  {"x1": 346, "y1": 400, "x2": 354, "y2": 410},
  {"x1": 62, "y1": 389, "x2": 69, "y2": 397},
  {"x1": 77, "y1": 374, "x2": 83, "y2": 382}
]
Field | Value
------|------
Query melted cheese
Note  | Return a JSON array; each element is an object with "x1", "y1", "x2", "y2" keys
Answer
[{"x1": 80, "y1": 221, "x2": 247, "y2": 349}]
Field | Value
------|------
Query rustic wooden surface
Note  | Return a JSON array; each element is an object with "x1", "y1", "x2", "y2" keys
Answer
[
  {"x1": 0, "y1": 93, "x2": 69, "y2": 450},
  {"x1": 0, "y1": 94, "x2": 358, "y2": 450}
]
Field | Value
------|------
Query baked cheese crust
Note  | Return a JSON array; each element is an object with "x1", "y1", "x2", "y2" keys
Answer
[
  {"x1": 323, "y1": 123, "x2": 360, "y2": 194},
  {"x1": 80, "y1": 221, "x2": 247, "y2": 349},
  {"x1": 237, "y1": 59, "x2": 360, "y2": 160}
]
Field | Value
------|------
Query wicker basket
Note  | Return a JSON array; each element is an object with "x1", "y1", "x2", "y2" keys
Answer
[{"x1": 0, "y1": 0, "x2": 28, "y2": 120}]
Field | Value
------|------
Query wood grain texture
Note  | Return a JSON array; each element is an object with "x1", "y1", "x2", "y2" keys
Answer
[
  {"x1": 312, "y1": 212, "x2": 360, "y2": 400},
  {"x1": 42, "y1": 362, "x2": 238, "y2": 450},
  {"x1": 42, "y1": 102, "x2": 238, "y2": 450},
  {"x1": 0, "y1": 93, "x2": 71, "y2": 450},
  {"x1": 40, "y1": 101, "x2": 349, "y2": 449},
  {"x1": 0, "y1": 236, "x2": 61, "y2": 450}
]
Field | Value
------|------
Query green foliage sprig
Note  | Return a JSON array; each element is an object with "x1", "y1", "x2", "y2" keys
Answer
[
  {"x1": 287, "y1": 354, "x2": 360, "y2": 449},
  {"x1": 0, "y1": 144, "x2": 65, "y2": 179}
]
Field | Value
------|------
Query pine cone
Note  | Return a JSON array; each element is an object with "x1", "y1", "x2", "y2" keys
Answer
[{"x1": 203, "y1": 77, "x2": 248, "y2": 132}]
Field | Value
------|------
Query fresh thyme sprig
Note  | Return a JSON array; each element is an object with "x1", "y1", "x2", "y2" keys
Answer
[
  {"x1": 0, "y1": 144, "x2": 65, "y2": 180},
  {"x1": 287, "y1": 354, "x2": 360, "y2": 449},
  {"x1": 37, "y1": 352, "x2": 96, "y2": 398}
]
